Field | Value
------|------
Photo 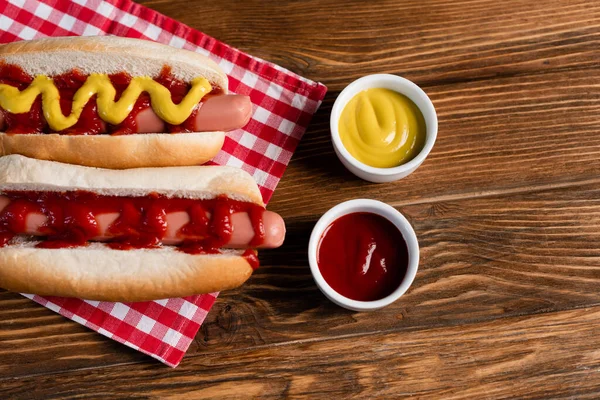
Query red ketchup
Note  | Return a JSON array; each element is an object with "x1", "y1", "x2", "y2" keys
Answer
[
  {"x1": 317, "y1": 212, "x2": 408, "y2": 301},
  {"x1": 0, "y1": 64, "x2": 219, "y2": 135},
  {"x1": 0, "y1": 191, "x2": 264, "y2": 269}
]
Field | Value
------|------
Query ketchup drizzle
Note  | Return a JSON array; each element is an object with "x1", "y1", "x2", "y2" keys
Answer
[
  {"x1": 0, "y1": 191, "x2": 265, "y2": 269},
  {"x1": 248, "y1": 207, "x2": 266, "y2": 247},
  {"x1": 242, "y1": 249, "x2": 260, "y2": 271},
  {"x1": 54, "y1": 69, "x2": 105, "y2": 135},
  {"x1": 106, "y1": 72, "x2": 150, "y2": 135}
]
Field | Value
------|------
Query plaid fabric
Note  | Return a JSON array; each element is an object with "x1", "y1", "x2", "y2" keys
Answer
[{"x1": 0, "y1": 0, "x2": 326, "y2": 367}]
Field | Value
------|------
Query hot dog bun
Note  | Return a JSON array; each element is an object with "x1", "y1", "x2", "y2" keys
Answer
[
  {"x1": 0, "y1": 36, "x2": 227, "y2": 88},
  {"x1": 0, "y1": 36, "x2": 231, "y2": 168},
  {"x1": 0, "y1": 154, "x2": 264, "y2": 205},
  {"x1": 0, "y1": 155, "x2": 268, "y2": 301},
  {"x1": 0, "y1": 242, "x2": 253, "y2": 301},
  {"x1": 0, "y1": 131, "x2": 225, "y2": 169}
]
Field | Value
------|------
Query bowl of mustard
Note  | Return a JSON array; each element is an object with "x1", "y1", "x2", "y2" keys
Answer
[{"x1": 330, "y1": 74, "x2": 437, "y2": 183}]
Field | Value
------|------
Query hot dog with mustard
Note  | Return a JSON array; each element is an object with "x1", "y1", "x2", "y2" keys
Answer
[{"x1": 0, "y1": 36, "x2": 251, "y2": 168}]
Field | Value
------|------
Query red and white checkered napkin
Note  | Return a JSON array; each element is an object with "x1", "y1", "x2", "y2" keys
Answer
[{"x1": 0, "y1": 0, "x2": 327, "y2": 367}]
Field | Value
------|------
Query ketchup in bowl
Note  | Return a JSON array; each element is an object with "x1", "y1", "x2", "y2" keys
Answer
[{"x1": 316, "y1": 212, "x2": 408, "y2": 301}]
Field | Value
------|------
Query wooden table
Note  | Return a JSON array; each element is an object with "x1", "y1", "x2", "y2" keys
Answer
[{"x1": 2, "y1": 0, "x2": 600, "y2": 398}]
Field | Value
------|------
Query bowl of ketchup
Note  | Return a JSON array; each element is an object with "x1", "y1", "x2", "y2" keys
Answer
[{"x1": 308, "y1": 199, "x2": 419, "y2": 311}]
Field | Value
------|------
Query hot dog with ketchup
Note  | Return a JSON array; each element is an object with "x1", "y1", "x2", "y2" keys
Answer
[
  {"x1": 0, "y1": 155, "x2": 285, "y2": 301},
  {"x1": 0, "y1": 36, "x2": 251, "y2": 168}
]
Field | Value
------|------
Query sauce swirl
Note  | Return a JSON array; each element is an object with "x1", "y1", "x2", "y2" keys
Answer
[{"x1": 339, "y1": 88, "x2": 426, "y2": 168}]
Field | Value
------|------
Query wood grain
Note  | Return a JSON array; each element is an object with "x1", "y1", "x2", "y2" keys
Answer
[
  {"x1": 1, "y1": 0, "x2": 599, "y2": 397},
  {"x1": 3, "y1": 181, "x2": 600, "y2": 380},
  {"x1": 270, "y1": 68, "x2": 600, "y2": 219},
  {"x1": 142, "y1": 0, "x2": 600, "y2": 89},
  {"x1": 3, "y1": 306, "x2": 600, "y2": 399},
  {"x1": 137, "y1": 0, "x2": 600, "y2": 219}
]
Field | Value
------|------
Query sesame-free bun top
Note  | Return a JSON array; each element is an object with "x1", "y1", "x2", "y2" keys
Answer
[
  {"x1": 0, "y1": 35, "x2": 228, "y2": 91},
  {"x1": 0, "y1": 155, "x2": 264, "y2": 206}
]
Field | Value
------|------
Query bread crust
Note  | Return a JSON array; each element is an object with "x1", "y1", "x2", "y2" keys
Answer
[
  {"x1": 0, "y1": 131, "x2": 225, "y2": 169},
  {"x1": 0, "y1": 154, "x2": 265, "y2": 206},
  {"x1": 0, "y1": 36, "x2": 228, "y2": 90},
  {"x1": 0, "y1": 243, "x2": 253, "y2": 301}
]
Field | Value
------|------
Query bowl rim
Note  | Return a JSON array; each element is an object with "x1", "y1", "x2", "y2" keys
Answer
[
  {"x1": 308, "y1": 199, "x2": 419, "y2": 311},
  {"x1": 330, "y1": 73, "x2": 438, "y2": 177}
]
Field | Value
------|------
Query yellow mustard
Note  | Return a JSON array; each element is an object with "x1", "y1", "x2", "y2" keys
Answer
[
  {"x1": 0, "y1": 74, "x2": 212, "y2": 131},
  {"x1": 339, "y1": 88, "x2": 426, "y2": 168}
]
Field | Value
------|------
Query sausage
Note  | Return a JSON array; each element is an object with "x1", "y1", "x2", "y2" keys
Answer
[
  {"x1": 134, "y1": 94, "x2": 252, "y2": 133},
  {"x1": 158, "y1": 210, "x2": 285, "y2": 248},
  {"x1": 230, "y1": 211, "x2": 285, "y2": 248},
  {"x1": 0, "y1": 109, "x2": 5, "y2": 131},
  {"x1": 192, "y1": 94, "x2": 252, "y2": 132},
  {"x1": 0, "y1": 195, "x2": 9, "y2": 212},
  {"x1": 0, "y1": 197, "x2": 284, "y2": 248},
  {"x1": 133, "y1": 107, "x2": 165, "y2": 134},
  {"x1": 90, "y1": 210, "x2": 284, "y2": 248}
]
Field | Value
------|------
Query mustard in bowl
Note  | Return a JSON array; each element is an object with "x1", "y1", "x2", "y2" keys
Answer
[{"x1": 330, "y1": 74, "x2": 437, "y2": 183}]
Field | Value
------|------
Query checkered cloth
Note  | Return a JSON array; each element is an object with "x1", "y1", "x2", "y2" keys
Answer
[{"x1": 0, "y1": 0, "x2": 326, "y2": 367}]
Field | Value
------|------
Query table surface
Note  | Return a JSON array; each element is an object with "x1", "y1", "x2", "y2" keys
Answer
[{"x1": 2, "y1": 0, "x2": 600, "y2": 398}]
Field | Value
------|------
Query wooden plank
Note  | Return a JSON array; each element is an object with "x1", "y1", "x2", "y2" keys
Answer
[
  {"x1": 2, "y1": 182, "x2": 600, "y2": 378},
  {"x1": 139, "y1": 0, "x2": 600, "y2": 88},
  {"x1": 2, "y1": 306, "x2": 600, "y2": 398},
  {"x1": 0, "y1": 0, "x2": 598, "y2": 392},
  {"x1": 202, "y1": 182, "x2": 600, "y2": 349},
  {"x1": 270, "y1": 68, "x2": 600, "y2": 218},
  {"x1": 133, "y1": 0, "x2": 600, "y2": 218}
]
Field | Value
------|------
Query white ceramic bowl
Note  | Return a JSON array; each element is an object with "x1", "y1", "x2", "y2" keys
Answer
[
  {"x1": 330, "y1": 74, "x2": 438, "y2": 183},
  {"x1": 308, "y1": 199, "x2": 419, "y2": 311}
]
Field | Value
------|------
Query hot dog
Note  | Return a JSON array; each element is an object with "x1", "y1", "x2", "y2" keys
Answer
[
  {"x1": 0, "y1": 155, "x2": 285, "y2": 301},
  {"x1": 0, "y1": 36, "x2": 253, "y2": 168}
]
